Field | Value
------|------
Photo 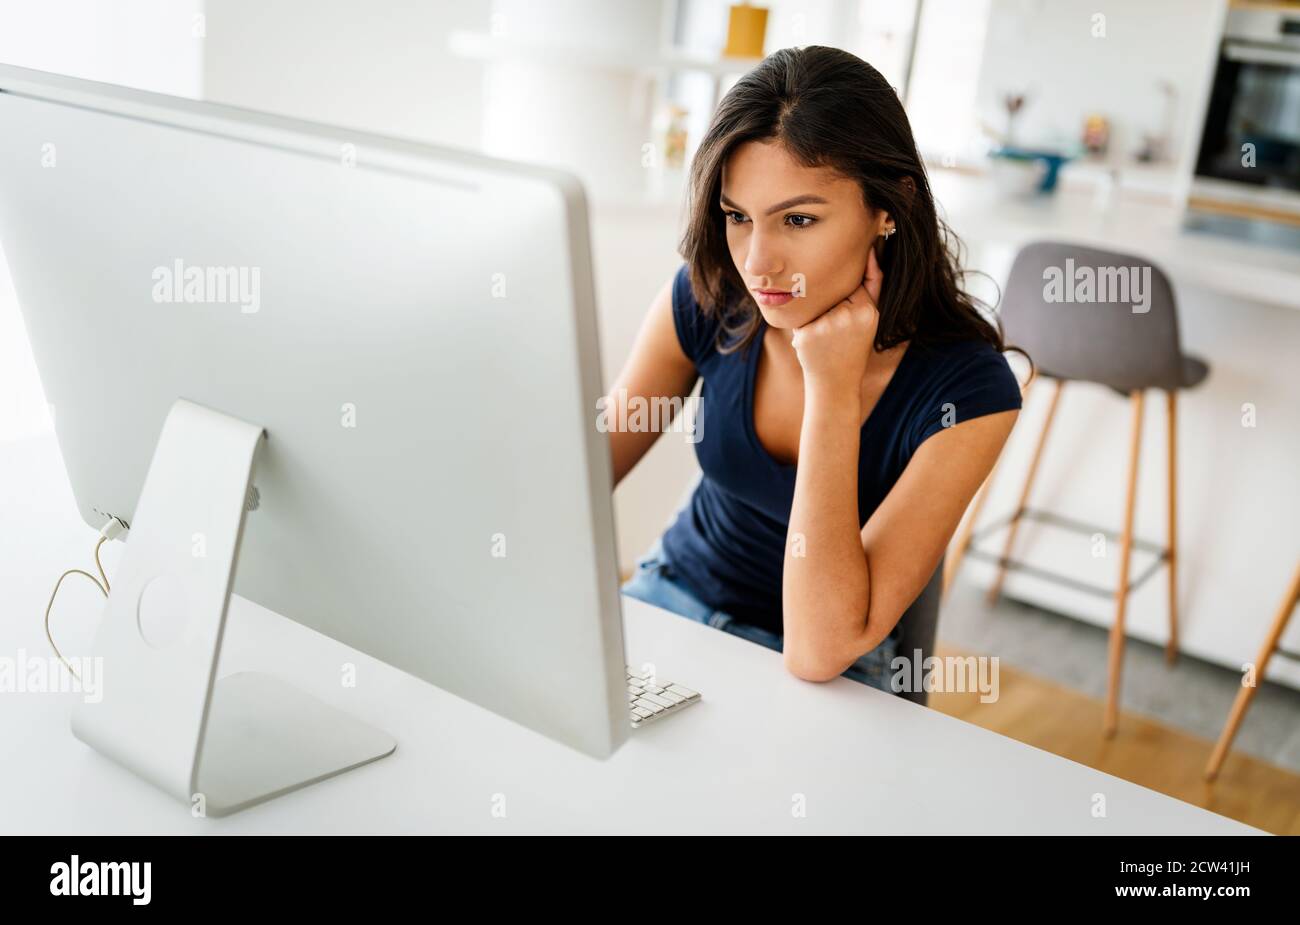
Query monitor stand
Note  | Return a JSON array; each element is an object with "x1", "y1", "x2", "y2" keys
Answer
[{"x1": 71, "y1": 398, "x2": 396, "y2": 816}]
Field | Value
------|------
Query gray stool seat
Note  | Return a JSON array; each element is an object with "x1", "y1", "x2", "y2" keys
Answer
[
  {"x1": 1180, "y1": 354, "x2": 1210, "y2": 390},
  {"x1": 1084, "y1": 354, "x2": 1207, "y2": 398},
  {"x1": 1001, "y1": 241, "x2": 1210, "y2": 395}
]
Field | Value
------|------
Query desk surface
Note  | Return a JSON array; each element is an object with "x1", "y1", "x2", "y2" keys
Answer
[{"x1": 0, "y1": 434, "x2": 1262, "y2": 834}]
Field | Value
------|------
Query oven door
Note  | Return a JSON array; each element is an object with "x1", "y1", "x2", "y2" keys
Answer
[{"x1": 1195, "y1": 32, "x2": 1300, "y2": 193}]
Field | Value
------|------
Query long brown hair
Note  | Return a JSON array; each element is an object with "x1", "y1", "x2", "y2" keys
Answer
[{"x1": 679, "y1": 45, "x2": 1030, "y2": 374}]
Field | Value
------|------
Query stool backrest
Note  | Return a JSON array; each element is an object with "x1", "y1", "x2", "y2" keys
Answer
[{"x1": 1001, "y1": 240, "x2": 1186, "y2": 392}]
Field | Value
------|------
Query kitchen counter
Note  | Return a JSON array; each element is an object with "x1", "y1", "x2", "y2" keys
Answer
[{"x1": 929, "y1": 168, "x2": 1300, "y2": 312}]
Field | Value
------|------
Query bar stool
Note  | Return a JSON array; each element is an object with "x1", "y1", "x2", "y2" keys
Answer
[
  {"x1": 944, "y1": 240, "x2": 1209, "y2": 738},
  {"x1": 1205, "y1": 560, "x2": 1300, "y2": 781}
]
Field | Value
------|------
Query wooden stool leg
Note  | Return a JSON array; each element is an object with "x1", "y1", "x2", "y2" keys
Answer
[
  {"x1": 986, "y1": 377, "x2": 1064, "y2": 606},
  {"x1": 1166, "y1": 390, "x2": 1179, "y2": 664},
  {"x1": 1104, "y1": 389, "x2": 1145, "y2": 739},
  {"x1": 944, "y1": 376, "x2": 1035, "y2": 597},
  {"x1": 1205, "y1": 561, "x2": 1300, "y2": 781}
]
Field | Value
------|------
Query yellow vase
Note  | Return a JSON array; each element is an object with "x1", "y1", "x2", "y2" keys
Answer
[{"x1": 723, "y1": 3, "x2": 768, "y2": 58}]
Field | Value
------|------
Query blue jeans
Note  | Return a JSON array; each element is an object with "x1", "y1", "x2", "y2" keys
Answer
[{"x1": 620, "y1": 537, "x2": 902, "y2": 694}]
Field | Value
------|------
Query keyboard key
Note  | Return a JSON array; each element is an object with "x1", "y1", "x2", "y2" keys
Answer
[
  {"x1": 626, "y1": 665, "x2": 700, "y2": 726},
  {"x1": 632, "y1": 697, "x2": 664, "y2": 714}
]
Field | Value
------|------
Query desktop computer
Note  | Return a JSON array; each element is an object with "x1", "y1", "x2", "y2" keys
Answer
[{"x1": 0, "y1": 64, "x2": 697, "y2": 815}]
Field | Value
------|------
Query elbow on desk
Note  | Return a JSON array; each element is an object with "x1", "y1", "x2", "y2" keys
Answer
[
  {"x1": 783, "y1": 653, "x2": 844, "y2": 683},
  {"x1": 782, "y1": 642, "x2": 863, "y2": 684},
  {"x1": 782, "y1": 620, "x2": 891, "y2": 683}
]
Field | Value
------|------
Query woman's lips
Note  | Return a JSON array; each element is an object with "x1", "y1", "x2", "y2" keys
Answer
[{"x1": 753, "y1": 289, "x2": 794, "y2": 306}]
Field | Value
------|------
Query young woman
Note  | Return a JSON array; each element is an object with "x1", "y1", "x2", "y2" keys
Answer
[{"x1": 607, "y1": 46, "x2": 1030, "y2": 694}]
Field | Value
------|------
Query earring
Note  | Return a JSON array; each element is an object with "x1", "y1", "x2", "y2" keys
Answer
[{"x1": 883, "y1": 226, "x2": 896, "y2": 238}]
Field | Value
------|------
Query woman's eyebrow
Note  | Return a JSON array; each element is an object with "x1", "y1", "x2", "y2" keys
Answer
[{"x1": 718, "y1": 192, "x2": 830, "y2": 215}]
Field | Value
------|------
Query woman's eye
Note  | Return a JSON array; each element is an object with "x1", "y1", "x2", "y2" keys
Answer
[{"x1": 721, "y1": 209, "x2": 815, "y2": 228}]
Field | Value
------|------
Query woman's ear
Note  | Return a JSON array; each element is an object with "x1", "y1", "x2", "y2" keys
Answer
[{"x1": 875, "y1": 209, "x2": 897, "y2": 241}]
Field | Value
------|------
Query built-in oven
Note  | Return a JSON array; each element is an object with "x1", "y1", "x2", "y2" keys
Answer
[{"x1": 1186, "y1": 3, "x2": 1300, "y2": 247}]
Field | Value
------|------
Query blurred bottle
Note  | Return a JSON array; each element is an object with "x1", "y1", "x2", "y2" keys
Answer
[{"x1": 723, "y1": 2, "x2": 768, "y2": 58}]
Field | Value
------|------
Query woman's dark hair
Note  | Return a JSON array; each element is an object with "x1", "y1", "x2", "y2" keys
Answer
[{"x1": 679, "y1": 45, "x2": 1031, "y2": 376}]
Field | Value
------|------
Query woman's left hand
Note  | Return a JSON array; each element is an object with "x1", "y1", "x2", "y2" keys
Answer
[{"x1": 790, "y1": 243, "x2": 884, "y2": 397}]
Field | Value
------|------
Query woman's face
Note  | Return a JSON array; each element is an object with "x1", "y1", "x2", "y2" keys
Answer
[{"x1": 719, "y1": 139, "x2": 888, "y2": 330}]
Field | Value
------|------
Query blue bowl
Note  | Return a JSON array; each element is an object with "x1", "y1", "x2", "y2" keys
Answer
[{"x1": 988, "y1": 146, "x2": 1076, "y2": 193}]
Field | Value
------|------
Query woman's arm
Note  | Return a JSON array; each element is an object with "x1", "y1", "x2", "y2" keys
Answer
[
  {"x1": 781, "y1": 378, "x2": 870, "y2": 676},
  {"x1": 782, "y1": 402, "x2": 1017, "y2": 681},
  {"x1": 780, "y1": 245, "x2": 1018, "y2": 681},
  {"x1": 603, "y1": 273, "x2": 700, "y2": 489}
]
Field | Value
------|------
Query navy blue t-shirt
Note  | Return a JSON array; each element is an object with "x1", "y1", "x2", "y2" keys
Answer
[{"x1": 659, "y1": 263, "x2": 1022, "y2": 635}]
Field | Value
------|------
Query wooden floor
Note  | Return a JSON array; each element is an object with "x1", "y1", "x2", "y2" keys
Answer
[{"x1": 930, "y1": 642, "x2": 1300, "y2": 835}]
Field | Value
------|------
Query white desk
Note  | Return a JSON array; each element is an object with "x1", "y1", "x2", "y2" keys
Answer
[{"x1": 0, "y1": 434, "x2": 1262, "y2": 834}]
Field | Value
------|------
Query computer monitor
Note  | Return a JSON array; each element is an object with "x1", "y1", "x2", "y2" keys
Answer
[{"x1": 0, "y1": 64, "x2": 630, "y2": 814}]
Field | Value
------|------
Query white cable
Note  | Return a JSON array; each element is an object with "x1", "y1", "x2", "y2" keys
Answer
[{"x1": 44, "y1": 516, "x2": 128, "y2": 680}]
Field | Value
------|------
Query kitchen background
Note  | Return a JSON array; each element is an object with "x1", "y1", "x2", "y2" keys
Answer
[{"x1": 1, "y1": 0, "x2": 1297, "y2": 829}]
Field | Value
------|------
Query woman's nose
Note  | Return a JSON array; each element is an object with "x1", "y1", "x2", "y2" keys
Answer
[{"x1": 743, "y1": 236, "x2": 783, "y2": 280}]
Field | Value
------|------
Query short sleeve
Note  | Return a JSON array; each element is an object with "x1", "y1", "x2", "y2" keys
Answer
[
  {"x1": 670, "y1": 263, "x2": 723, "y2": 369},
  {"x1": 910, "y1": 344, "x2": 1023, "y2": 453}
]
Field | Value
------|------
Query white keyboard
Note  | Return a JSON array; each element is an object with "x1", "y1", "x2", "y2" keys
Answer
[{"x1": 626, "y1": 665, "x2": 700, "y2": 727}]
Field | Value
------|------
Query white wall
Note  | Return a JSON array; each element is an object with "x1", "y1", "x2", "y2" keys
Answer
[
  {"x1": 198, "y1": 0, "x2": 488, "y2": 150},
  {"x1": 975, "y1": 0, "x2": 1227, "y2": 184},
  {"x1": 0, "y1": 0, "x2": 204, "y2": 95},
  {"x1": 906, "y1": 0, "x2": 991, "y2": 163},
  {"x1": 476, "y1": 0, "x2": 667, "y2": 204}
]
